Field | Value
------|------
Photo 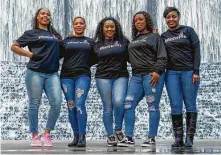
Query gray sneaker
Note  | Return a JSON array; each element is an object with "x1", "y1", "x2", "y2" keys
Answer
[
  {"x1": 107, "y1": 135, "x2": 117, "y2": 147},
  {"x1": 117, "y1": 136, "x2": 135, "y2": 147},
  {"x1": 141, "y1": 138, "x2": 156, "y2": 147},
  {"x1": 115, "y1": 130, "x2": 125, "y2": 142}
]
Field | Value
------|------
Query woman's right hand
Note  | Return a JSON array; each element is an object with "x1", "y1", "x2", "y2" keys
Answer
[
  {"x1": 10, "y1": 42, "x2": 34, "y2": 59},
  {"x1": 149, "y1": 72, "x2": 160, "y2": 86}
]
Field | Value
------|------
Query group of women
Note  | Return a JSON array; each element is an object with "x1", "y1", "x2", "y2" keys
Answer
[{"x1": 10, "y1": 6, "x2": 200, "y2": 148}]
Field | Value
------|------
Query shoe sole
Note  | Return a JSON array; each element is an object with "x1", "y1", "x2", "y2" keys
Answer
[
  {"x1": 141, "y1": 144, "x2": 155, "y2": 147},
  {"x1": 108, "y1": 143, "x2": 117, "y2": 147},
  {"x1": 43, "y1": 144, "x2": 53, "y2": 147},
  {"x1": 31, "y1": 144, "x2": 42, "y2": 147},
  {"x1": 77, "y1": 145, "x2": 86, "y2": 147},
  {"x1": 117, "y1": 143, "x2": 135, "y2": 147},
  {"x1": 41, "y1": 137, "x2": 53, "y2": 147}
]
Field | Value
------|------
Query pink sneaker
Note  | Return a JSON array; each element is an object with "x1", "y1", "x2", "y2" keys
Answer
[
  {"x1": 42, "y1": 133, "x2": 53, "y2": 147},
  {"x1": 31, "y1": 135, "x2": 42, "y2": 147}
]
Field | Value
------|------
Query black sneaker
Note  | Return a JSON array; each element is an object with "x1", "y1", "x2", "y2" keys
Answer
[
  {"x1": 141, "y1": 137, "x2": 156, "y2": 147},
  {"x1": 107, "y1": 135, "x2": 117, "y2": 147},
  {"x1": 115, "y1": 130, "x2": 124, "y2": 142},
  {"x1": 117, "y1": 136, "x2": 135, "y2": 147}
]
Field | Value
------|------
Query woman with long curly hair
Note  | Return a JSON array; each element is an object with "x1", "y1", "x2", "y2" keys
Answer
[
  {"x1": 10, "y1": 8, "x2": 62, "y2": 147},
  {"x1": 118, "y1": 11, "x2": 167, "y2": 147},
  {"x1": 93, "y1": 17, "x2": 129, "y2": 146}
]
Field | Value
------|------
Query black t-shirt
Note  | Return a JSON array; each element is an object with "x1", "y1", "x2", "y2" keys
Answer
[
  {"x1": 161, "y1": 25, "x2": 201, "y2": 75},
  {"x1": 94, "y1": 39, "x2": 129, "y2": 79},
  {"x1": 60, "y1": 36, "x2": 96, "y2": 78},
  {"x1": 128, "y1": 33, "x2": 167, "y2": 75},
  {"x1": 16, "y1": 29, "x2": 60, "y2": 73}
]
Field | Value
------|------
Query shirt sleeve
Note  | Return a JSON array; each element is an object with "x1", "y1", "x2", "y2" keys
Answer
[
  {"x1": 154, "y1": 34, "x2": 168, "y2": 75},
  {"x1": 88, "y1": 41, "x2": 99, "y2": 67},
  {"x1": 16, "y1": 30, "x2": 35, "y2": 47},
  {"x1": 125, "y1": 38, "x2": 130, "y2": 63},
  {"x1": 59, "y1": 41, "x2": 65, "y2": 59},
  {"x1": 189, "y1": 27, "x2": 201, "y2": 75}
]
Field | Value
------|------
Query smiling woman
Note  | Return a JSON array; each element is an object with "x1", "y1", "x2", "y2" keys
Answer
[
  {"x1": 10, "y1": 8, "x2": 62, "y2": 147},
  {"x1": 161, "y1": 7, "x2": 201, "y2": 148},
  {"x1": 93, "y1": 17, "x2": 130, "y2": 147},
  {"x1": 36, "y1": 9, "x2": 51, "y2": 29},
  {"x1": 73, "y1": 17, "x2": 86, "y2": 37},
  {"x1": 118, "y1": 11, "x2": 167, "y2": 147},
  {"x1": 60, "y1": 16, "x2": 96, "y2": 148},
  {"x1": 103, "y1": 20, "x2": 116, "y2": 39}
]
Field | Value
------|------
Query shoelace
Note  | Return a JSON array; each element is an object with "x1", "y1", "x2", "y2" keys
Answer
[
  {"x1": 122, "y1": 136, "x2": 129, "y2": 142},
  {"x1": 146, "y1": 139, "x2": 154, "y2": 143},
  {"x1": 109, "y1": 135, "x2": 116, "y2": 141},
  {"x1": 117, "y1": 133, "x2": 124, "y2": 140}
]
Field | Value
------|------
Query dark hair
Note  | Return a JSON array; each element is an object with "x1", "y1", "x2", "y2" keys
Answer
[
  {"x1": 32, "y1": 8, "x2": 62, "y2": 40},
  {"x1": 132, "y1": 11, "x2": 154, "y2": 40},
  {"x1": 163, "y1": 7, "x2": 180, "y2": 18},
  {"x1": 73, "y1": 16, "x2": 86, "y2": 24},
  {"x1": 94, "y1": 17, "x2": 128, "y2": 45}
]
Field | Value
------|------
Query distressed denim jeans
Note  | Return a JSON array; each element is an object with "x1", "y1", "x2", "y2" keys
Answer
[
  {"x1": 61, "y1": 75, "x2": 91, "y2": 134},
  {"x1": 124, "y1": 73, "x2": 165, "y2": 137}
]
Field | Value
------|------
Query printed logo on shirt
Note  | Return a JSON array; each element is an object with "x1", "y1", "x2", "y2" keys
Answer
[
  {"x1": 164, "y1": 31, "x2": 187, "y2": 43},
  {"x1": 67, "y1": 40, "x2": 90, "y2": 45},
  {"x1": 38, "y1": 36, "x2": 58, "y2": 40},
  {"x1": 99, "y1": 41, "x2": 122, "y2": 50},
  {"x1": 130, "y1": 36, "x2": 149, "y2": 44}
]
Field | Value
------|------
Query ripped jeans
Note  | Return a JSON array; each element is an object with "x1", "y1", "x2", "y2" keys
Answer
[
  {"x1": 61, "y1": 75, "x2": 91, "y2": 135},
  {"x1": 124, "y1": 73, "x2": 165, "y2": 137}
]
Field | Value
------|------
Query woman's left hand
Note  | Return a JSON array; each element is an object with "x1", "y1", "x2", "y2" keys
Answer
[
  {"x1": 149, "y1": 72, "x2": 160, "y2": 86},
  {"x1": 192, "y1": 74, "x2": 200, "y2": 83}
]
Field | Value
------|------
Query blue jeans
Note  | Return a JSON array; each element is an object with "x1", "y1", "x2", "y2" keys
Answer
[
  {"x1": 25, "y1": 69, "x2": 62, "y2": 133},
  {"x1": 124, "y1": 73, "x2": 165, "y2": 137},
  {"x1": 165, "y1": 70, "x2": 200, "y2": 115},
  {"x1": 96, "y1": 77, "x2": 128, "y2": 136},
  {"x1": 61, "y1": 75, "x2": 91, "y2": 135}
]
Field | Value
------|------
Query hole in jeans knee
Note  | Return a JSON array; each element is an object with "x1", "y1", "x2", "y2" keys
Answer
[
  {"x1": 146, "y1": 95, "x2": 155, "y2": 104},
  {"x1": 124, "y1": 95, "x2": 134, "y2": 109},
  {"x1": 148, "y1": 105, "x2": 157, "y2": 112},
  {"x1": 62, "y1": 83, "x2": 68, "y2": 93},
  {"x1": 76, "y1": 88, "x2": 84, "y2": 98},
  {"x1": 77, "y1": 106, "x2": 83, "y2": 114},
  {"x1": 124, "y1": 103, "x2": 132, "y2": 109},
  {"x1": 67, "y1": 100, "x2": 75, "y2": 109}
]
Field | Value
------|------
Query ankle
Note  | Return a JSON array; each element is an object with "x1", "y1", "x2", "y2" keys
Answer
[
  {"x1": 148, "y1": 136, "x2": 155, "y2": 140},
  {"x1": 44, "y1": 129, "x2": 50, "y2": 134},
  {"x1": 32, "y1": 133, "x2": 39, "y2": 138}
]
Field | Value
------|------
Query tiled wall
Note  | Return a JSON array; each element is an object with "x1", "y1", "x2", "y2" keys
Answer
[{"x1": 1, "y1": 61, "x2": 220, "y2": 140}]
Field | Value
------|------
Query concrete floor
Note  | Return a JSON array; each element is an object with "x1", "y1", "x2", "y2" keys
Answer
[{"x1": 1, "y1": 139, "x2": 221, "y2": 155}]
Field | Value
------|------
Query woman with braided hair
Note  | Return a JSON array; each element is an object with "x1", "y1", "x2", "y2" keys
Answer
[
  {"x1": 11, "y1": 8, "x2": 62, "y2": 147},
  {"x1": 118, "y1": 11, "x2": 167, "y2": 147},
  {"x1": 93, "y1": 17, "x2": 129, "y2": 146}
]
